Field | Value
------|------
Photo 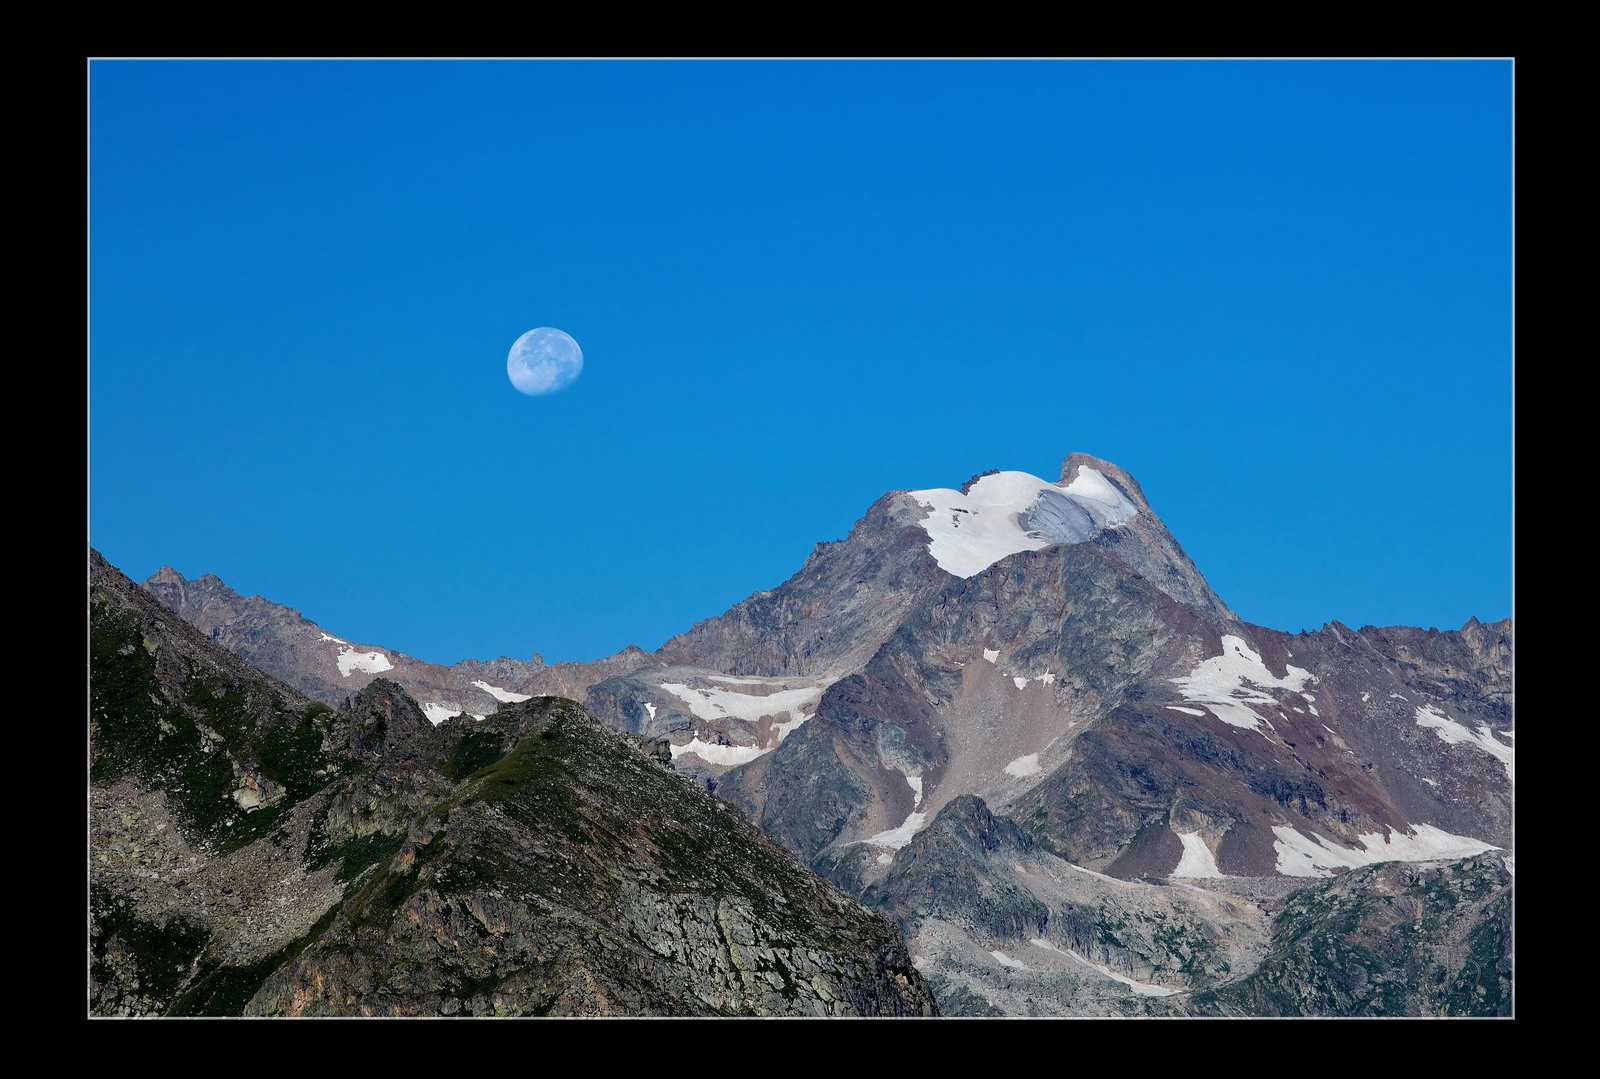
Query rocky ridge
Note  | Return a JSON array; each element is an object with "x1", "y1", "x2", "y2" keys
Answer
[
  {"x1": 142, "y1": 564, "x2": 662, "y2": 722},
  {"x1": 93, "y1": 550, "x2": 936, "y2": 1017}
]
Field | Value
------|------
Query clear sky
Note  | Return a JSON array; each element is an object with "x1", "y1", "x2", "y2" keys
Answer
[{"x1": 90, "y1": 60, "x2": 1513, "y2": 665}]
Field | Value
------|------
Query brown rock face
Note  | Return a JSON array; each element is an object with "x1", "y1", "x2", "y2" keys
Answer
[
  {"x1": 654, "y1": 489, "x2": 952, "y2": 679},
  {"x1": 712, "y1": 529, "x2": 1509, "y2": 1015}
]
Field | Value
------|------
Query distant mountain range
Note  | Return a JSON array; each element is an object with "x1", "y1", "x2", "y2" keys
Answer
[{"x1": 107, "y1": 452, "x2": 1512, "y2": 1016}]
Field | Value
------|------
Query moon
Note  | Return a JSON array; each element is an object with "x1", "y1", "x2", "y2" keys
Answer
[{"x1": 507, "y1": 327, "x2": 583, "y2": 396}]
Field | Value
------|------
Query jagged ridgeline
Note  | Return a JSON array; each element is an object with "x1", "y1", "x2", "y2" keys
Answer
[{"x1": 89, "y1": 550, "x2": 936, "y2": 1017}]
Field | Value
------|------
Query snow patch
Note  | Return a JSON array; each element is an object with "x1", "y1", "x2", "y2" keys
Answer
[
  {"x1": 771, "y1": 713, "x2": 812, "y2": 740},
  {"x1": 318, "y1": 632, "x2": 348, "y2": 644},
  {"x1": 1272, "y1": 823, "x2": 1500, "y2": 878},
  {"x1": 909, "y1": 468, "x2": 1138, "y2": 578},
  {"x1": 1171, "y1": 830, "x2": 1223, "y2": 878},
  {"x1": 1062, "y1": 466, "x2": 1140, "y2": 520},
  {"x1": 670, "y1": 737, "x2": 766, "y2": 767},
  {"x1": 1038, "y1": 671, "x2": 1056, "y2": 685},
  {"x1": 1012, "y1": 676, "x2": 1029, "y2": 690},
  {"x1": 1004, "y1": 753, "x2": 1041, "y2": 778},
  {"x1": 1414, "y1": 706, "x2": 1514, "y2": 780},
  {"x1": 983, "y1": 649, "x2": 999, "y2": 664},
  {"x1": 866, "y1": 812, "x2": 928, "y2": 851},
  {"x1": 643, "y1": 702, "x2": 657, "y2": 721},
  {"x1": 660, "y1": 681, "x2": 824, "y2": 765},
  {"x1": 1166, "y1": 705, "x2": 1205, "y2": 716},
  {"x1": 336, "y1": 648, "x2": 392, "y2": 677},
  {"x1": 1421, "y1": 778, "x2": 1438, "y2": 787},
  {"x1": 471, "y1": 680, "x2": 532, "y2": 703},
  {"x1": 1064, "y1": 862, "x2": 1137, "y2": 888},
  {"x1": 1361, "y1": 692, "x2": 1371, "y2": 702},
  {"x1": 1028, "y1": 939, "x2": 1180, "y2": 997},
  {"x1": 660, "y1": 682, "x2": 821, "y2": 724},
  {"x1": 1169, "y1": 636, "x2": 1316, "y2": 731},
  {"x1": 906, "y1": 774, "x2": 924, "y2": 808},
  {"x1": 421, "y1": 703, "x2": 461, "y2": 726},
  {"x1": 990, "y1": 950, "x2": 1029, "y2": 970}
]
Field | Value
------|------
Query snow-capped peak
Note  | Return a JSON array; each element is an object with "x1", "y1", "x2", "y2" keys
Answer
[{"x1": 909, "y1": 467, "x2": 1138, "y2": 578}]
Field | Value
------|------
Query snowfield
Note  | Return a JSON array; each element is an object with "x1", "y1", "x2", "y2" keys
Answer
[
  {"x1": 660, "y1": 682, "x2": 822, "y2": 724},
  {"x1": 662, "y1": 679, "x2": 827, "y2": 767},
  {"x1": 1004, "y1": 753, "x2": 1041, "y2": 778},
  {"x1": 1169, "y1": 635, "x2": 1316, "y2": 732},
  {"x1": 1028, "y1": 938, "x2": 1180, "y2": 996},
  {"x1": 669, "y1": 736, "x2": 767, "y2": 767},
  {"x1": 866, "y1": 811, "x2": 929, "y2": 851},
  {"x1": 470, "y1": 680, "x2": 532, "y2": 703},
  {"x1": 1415, "y1": 705, "x2": 1514, "y2": 781},
  {"x1": 910, "y1": 468, "x2": 1138, "y2": 578},
  {"x1": 1171, "y1": 830, "x2": 1223, "y2": 878},
  {"x1": 336, "y1": 647, "x2": 393, "y2": 677},
  {"x1": 421, "y1": 703, "x2": 461, "y2": 725},
  {"x1": 1272, "y1": 823, "x2": 1500, "y2": 878}
]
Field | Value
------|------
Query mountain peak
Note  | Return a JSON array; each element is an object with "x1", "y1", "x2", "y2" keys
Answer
[
  {"x1": 902, "y1": 453, "x2": 1231, "y2": 617},
  {"x1": 907, "y1": 462, "x2": 1141, "y2": 580},
  {"x1": 1057, "y1": 453, "x2": 1149, "y2": 510}
]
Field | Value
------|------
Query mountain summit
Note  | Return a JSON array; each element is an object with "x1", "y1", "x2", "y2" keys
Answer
[
  {"x1": 653, "y1": 453, "x2": 1229, "y2": 684},
  {"x1": 908, "y1": 452, "x2": 1230, "y2": 614}
]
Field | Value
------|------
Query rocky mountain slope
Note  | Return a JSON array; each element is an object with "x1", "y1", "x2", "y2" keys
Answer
[
  {"x1": 130, "y1": 451, "x2": 1512, "y2": 1016},
  {"x1": 711, "y1": 524, "x2": 1511, "y2": 1014},
  {"x1": 1174, "y1": 853, "x2": 1512, "y2": 1017},
  {"x1": 92, "y1": 550, "x2": 936, "y2": 1017}
]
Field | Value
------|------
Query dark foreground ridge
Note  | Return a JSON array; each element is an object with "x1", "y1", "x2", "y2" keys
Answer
[{"x1": 91, "y1": 548, "x2": 936, "y2": 1017}]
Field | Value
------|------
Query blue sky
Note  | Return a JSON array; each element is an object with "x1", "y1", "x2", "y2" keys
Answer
[{"x1": 90, "y1": 60, "x2": 1512, "y2": 665}]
